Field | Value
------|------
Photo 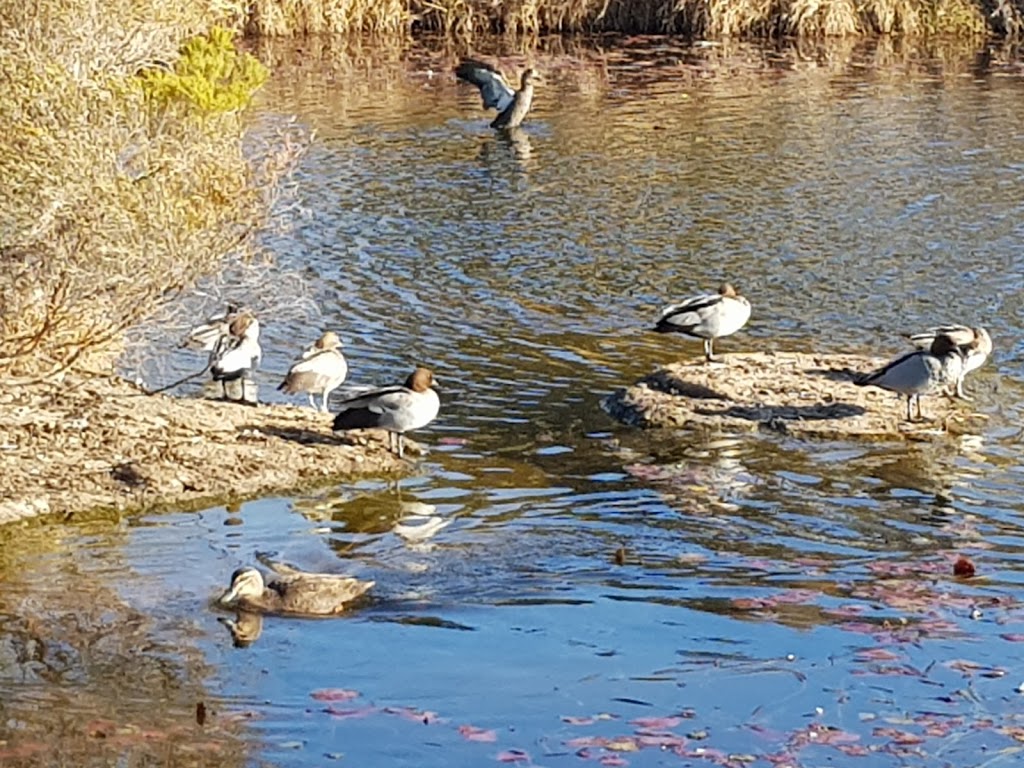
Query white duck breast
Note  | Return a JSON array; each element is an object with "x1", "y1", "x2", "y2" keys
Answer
[
  {"x1": 856, "y1": 334, "x2": 964, "y2": 421},
  {"x1": 332, "y1": 367, "x2": 440, "y2": 459},
  {"x1": 908, "y1": 325, "x2": 991, "y2": 400},
  {"x1": 654, "y1": 282, "x2": 752, "y2": 362},
  {"x1": 278, "y1": 332, "x2": 348, "y2": 412},
  {"x1": 211, "y1": 315, "x2": 262, "y2": 382}
]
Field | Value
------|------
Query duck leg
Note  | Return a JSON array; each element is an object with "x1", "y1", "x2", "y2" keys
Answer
[
  {"x1": 904, "y1": 394, "x2": 914, "y2": 422},
  {"x1": 954, "y1": 375, "x2": 973, "y2": 402},
  {"x1": 397, "y1": 433, "x2": 405, "y2": 460},
  {"x1": 308, "y1": 393, "x2": 317, "y2": 409},
  {"x1": 704, "y1": 338, "x2": 715, "y2": 363}
]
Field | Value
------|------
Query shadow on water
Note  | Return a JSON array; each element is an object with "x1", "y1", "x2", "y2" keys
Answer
[{"x1": 12, "y1": 35, "x2": 1024, "y2": 766}]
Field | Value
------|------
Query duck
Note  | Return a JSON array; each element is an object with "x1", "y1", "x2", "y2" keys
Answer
[
  {"x1": 218, "y1": 564, "x2": 374, "y2": 617},
  {"x1": 455, "y1": 59, "x2": 539, "y2": 130},
  {"x1": 210, "y1": 312, "x2": 262, "y2": 401},
  {"x1": 332, "y1": 367, "x2": 440, "y2": 459},
  {"x1": 653, "y1": 282, "x2": 752, "y2": 362},
  {"x1": 907, "y1": 325, "x2": 991, "y2": 401},
  {"x1": 278, "y1": 331, "x2": 348, "y2": 412},
  {"x1": 855, "y1": 333, "x2": 964, "y2": 421}
]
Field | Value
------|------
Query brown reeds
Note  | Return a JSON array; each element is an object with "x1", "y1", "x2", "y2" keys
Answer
[
  {"x1": 234, "y1": 0, "x2": 1018, "y2": 37},
  {"x1": 0, "y1": 0, "x2": 305, "y2": 382}
]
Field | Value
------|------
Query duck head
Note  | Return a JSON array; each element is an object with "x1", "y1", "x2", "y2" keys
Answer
[
  {"x1": 718, "y1": 282, "x2": 740, "y2": 298},
  {"x1": 316, "y1": 331, "x2": 343, "y2": 351},
  {"x1": 404, "y1": 367, "x2": 437, "y2": 393},
  {"x1": 220, "y1": 567, "x2": 265, "y2": 605},
  {"x1": 520, "y1": 68, "x2": 540, "y2": 88},
  {"x1": 228, "y1": 313, "x2": 260, "y2": 340}
]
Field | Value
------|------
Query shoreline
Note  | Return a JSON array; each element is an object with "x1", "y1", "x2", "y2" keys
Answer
[{"x1": 0, "y1": 377, "x2": 414, "y2": 524}]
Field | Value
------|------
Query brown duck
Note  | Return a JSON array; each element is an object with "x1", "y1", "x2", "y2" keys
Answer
[{"x1": 219, "y1": 563, "x2": 374, "y2": 616}]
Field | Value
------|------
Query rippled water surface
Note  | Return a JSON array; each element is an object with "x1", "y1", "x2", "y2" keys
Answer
[{"x1": 5, "y1": 38, "x2": 1024, "y2": 766}]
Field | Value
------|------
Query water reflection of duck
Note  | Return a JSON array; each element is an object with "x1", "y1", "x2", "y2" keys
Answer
[
  {"x1": 332, "y1": 367, "x2": 440, "y2": 459},
  {"x1": 219, "y1": 611, "x2": 264, "y2": 647},
  {"x1": 278, "y1": 331, "x2": 348, "y2": 412},
  {"x1": 455, "y1": 59, "x2": 539, "y2": 130},
  {"x1": 855, "y1": 334, "x2": 963, "y2": 421},
  {"x1": 908, "y1": 325, "x2": 991, "y2": 401},
  {"x1": 219, "y1": 564, "x2": 374, "y2": 616},
  {"x1": 653, "y1": 283, "x2": 752, "y2": 362}
]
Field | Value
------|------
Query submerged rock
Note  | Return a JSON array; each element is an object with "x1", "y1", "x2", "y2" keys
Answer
[
  {"x1": 603, "y1": 351, "x2": 981, "y2": 440},
  {"x1": 0, "y1": 376, "x2": 417, "y2": 523}
]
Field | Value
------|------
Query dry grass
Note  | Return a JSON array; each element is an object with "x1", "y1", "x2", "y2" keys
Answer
[
  {"x1": 232, "y1": 0, "x2": 1018, "y2": 37},
  {"x1": 0, "y1": 0, "x2": 305, "y2": 383}
]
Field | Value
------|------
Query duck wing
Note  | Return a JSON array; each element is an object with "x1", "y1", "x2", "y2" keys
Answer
[
  {"x1": 211, "y1": 335, "x2": 261, "y2": 379},
  {"x1": 274, "y1": 573, "x2": 375, "y2": 615},
  {"x1": 908, "y1": 324, "x2": 974, "y2": 349},
  {"x1": 332, "y1": 384, "x2": 415, "y2": 429},
  {"x1": 278, "y1": 348, "x2": 347, "y2": 393},
  {"x1": 455, "y1": 59, "x2": 515, "y2": 113},
  {"x1": 654, "y1": 293, "x2": 723, "y2": 333}
]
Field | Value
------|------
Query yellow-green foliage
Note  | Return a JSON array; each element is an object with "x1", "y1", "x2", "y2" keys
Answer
[
  {"x1": 0, "y1": 0, "x2": 300, "y2": 380},
  {"x1": 139, "y1": 27, "x2": 268, "y2": 114}
]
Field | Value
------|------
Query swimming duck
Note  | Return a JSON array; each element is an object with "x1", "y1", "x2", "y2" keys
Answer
[
  {"x1": 855, "y1": 333, "x2": 964, "y2": 421},
  {"x1": 908, "y1": 325, "x2": 991, "y2": 401},
  {"x1": 455, "y1": 59, "x2": 539, "y2": 130},
  {"x1": 278, "y1": 331, "x2": 348, "y2": 412},
  {"x1": 332, "y1": 367, "x2": 440, "y2": 459},
  {"x1": 210, "y1": 312, "x2": 262, "y2": 401},
  {"x1": 653, "y1": 283, "x2": 752, "y2": 362},
  {"x1": 219, "y1": 564, "x2": 374, "y2": 617}
]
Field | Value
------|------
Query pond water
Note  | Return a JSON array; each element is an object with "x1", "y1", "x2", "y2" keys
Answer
[{"x1": 4, "y1": 37, "x2": 1024, "y2": 767}]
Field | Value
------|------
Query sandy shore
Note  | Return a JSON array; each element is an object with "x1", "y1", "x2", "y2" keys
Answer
[
  {"x1": 0, "y1": 376, "x2": 413, "y2": 523},
  {"x1": 603, "y1": 351, "x2": 983, "y2": 439}
]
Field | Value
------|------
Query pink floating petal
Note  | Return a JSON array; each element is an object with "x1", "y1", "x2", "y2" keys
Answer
[
  {"x1": 629, "y1": 716, "x2": 682, "y2": 730},
  {"x1": 459, "y1": 725, "x2": 498, "y2": 743},
  {"x1": 496, "y1": 749, "x2": 530, "y2": 763},
  {"x1": 310, "y1": 688, "x2": 360, "y2": 702},
  {"x1": 562, "y1": 716, "x2": 596, "y2": 726}
]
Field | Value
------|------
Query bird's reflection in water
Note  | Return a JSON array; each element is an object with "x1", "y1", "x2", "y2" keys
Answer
[
  {"x1": 219, "y1": 611, "x2": 264, "y2": 648},
  {"x1": 477, "y1": 127, "x2": 533, "y2": 172}
]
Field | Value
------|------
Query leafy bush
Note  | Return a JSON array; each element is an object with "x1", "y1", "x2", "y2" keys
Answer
[{"x1": 0, "y1": 1, "x2": 300, "y2": 381}]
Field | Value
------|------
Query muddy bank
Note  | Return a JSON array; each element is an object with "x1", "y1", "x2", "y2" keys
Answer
[
  {"x1": 0, "y1": 377, "x2": 414, "y2": 523},
  {"x1": 603, "y1": 351, "x2": 984, "y2": 440}
]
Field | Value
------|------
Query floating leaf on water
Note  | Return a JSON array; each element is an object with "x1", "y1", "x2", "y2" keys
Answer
[
  {"x1": 310, "y1": 688, "x2": 360, "y2": 702},
  {"x1": 561, "y1": 716, "x2": 596, "y2": 726},
  {"x1": 629, "y1": 716, "x2": 682, "y2": 730},
  {"x1": 382, "y1": 706, "x2": 440, "y2": 724},
  {"x1": 459, "y1": 725, "x2": 498, "y2": 743},
  {"x1": 496, "y1": 748, "x2": 530, "y2": 763},
  {"x1": 953, "y1": 556, "x2": 976, "y2": 578}
]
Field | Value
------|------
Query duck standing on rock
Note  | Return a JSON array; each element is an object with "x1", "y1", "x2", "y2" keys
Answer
[
  {"x1": 653, "y1": 282, "x2": 752, "y2": 363},
  {"x1": 455, "y1": 59, "x2": 539, "y2": 130},
  {"x1": 210, "y1": 312, "x2": 262, "y2": 403},
  {"x1": 907, "y1": 325, "x2": 991, "y2": 401},
  {"x1": 219, "y1": 564, "x2": 374, "y2": 617},
  {"x1": 332, "y1": 367, "x2": 440, "y2": 459},
  {"x1": 278, "y1": 331, "x2": 348, "y2": 412},
  {"x1": 855, "y1": 333, "x2": 964, "y2": 422}
]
